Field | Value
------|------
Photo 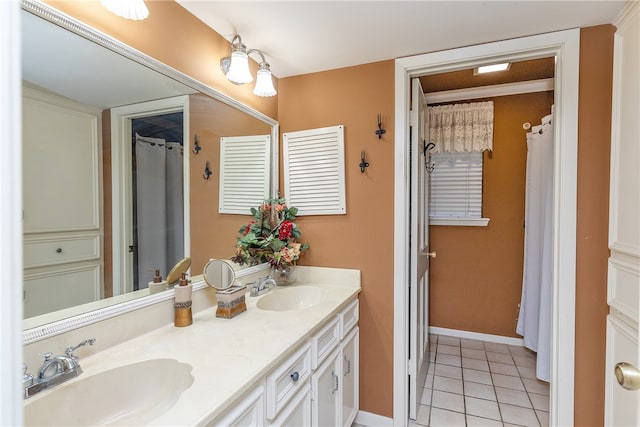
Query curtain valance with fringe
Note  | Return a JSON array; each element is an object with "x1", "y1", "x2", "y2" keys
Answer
[{"x1": 428, "y1": 101, "x2": 494, "y2": 153}]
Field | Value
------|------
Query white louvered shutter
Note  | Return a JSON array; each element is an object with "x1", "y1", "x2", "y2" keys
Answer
[
  {"x1": 283, "y1": 125, "x2": 346, "y2": 215},
  {"x1": 219, "y1": 134, "x2": 271, "y2": 214},
  {"x1": 429, "y1": 151, "x2": 483, "y2": 219}
]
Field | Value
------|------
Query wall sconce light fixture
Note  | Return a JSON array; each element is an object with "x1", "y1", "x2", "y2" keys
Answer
[
  {"x1": 220, "y1": 35, "x2": 277, "y2": 97},
  {"x1": 100, "y1": 0, "x2": 149, "y2": 20}
]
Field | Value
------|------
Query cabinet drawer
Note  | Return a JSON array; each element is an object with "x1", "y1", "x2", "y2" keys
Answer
[
  {"x1": 266, "y1": 342, "x2": 311, "y2": 420},
  {"x1": 24, "y1": 234, "x2": 100, "y2": 268},
  {"x1": 311, "y1": 316, "x2": 339, "y2": 369},
  {"x1": 339, "y1": 298, "x2": 359, "y2": 340}
]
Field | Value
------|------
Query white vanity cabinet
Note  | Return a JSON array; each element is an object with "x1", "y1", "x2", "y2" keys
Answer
[
  {"x1": 311, "y1": 299, "x2": 360, "y2": 427},
  {"x1": 210, "y1": 296, "x2": 359, "y2": 427}
]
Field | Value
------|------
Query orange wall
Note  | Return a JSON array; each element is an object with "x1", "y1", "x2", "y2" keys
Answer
[
  {"x1": 189, "y1": 93, "x2": 272, "y2": 274},
  {"x1": 278, "y1": 61, "x2": 396, "y2": 416},
  {"x1": 41, "y1": 0, "x2": 277, "y2": 119},
  {"x1": 429, "y1": 92, "x2": 554, "y2": 337},
  {"x1": 574, "y1": 24, "x2": 615, "y2": 426}
]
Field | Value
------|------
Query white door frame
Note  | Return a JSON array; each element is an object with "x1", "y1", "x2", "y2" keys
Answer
[
  {"x1": 393, "y1": 29, "x2": 580, "y2": 426},
  {"x1": 110, "y1": 96, "x2": 190, "y2": 295}
]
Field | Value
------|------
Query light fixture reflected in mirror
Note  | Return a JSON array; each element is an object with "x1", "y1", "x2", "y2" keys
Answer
[
  {"x1": 101, "y1": 0, "x2": 149, "y2": 21},
  {"x1": 220, "y1": 35, "x2": 277, "y2": 97}
]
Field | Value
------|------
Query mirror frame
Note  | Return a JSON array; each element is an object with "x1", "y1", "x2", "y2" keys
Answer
[{"x1": 22, "y1": 0, "x2": 276, "y2": 344}]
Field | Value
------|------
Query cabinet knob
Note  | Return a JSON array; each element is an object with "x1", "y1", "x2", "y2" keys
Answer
[
  {"x1": 56, "y1": 248, "x2": 62, "y2": 253},
  {"x1": 615, "y1": 362, "x2": 640, "y2": 390},
  {"x1": 290, "y1": 371, "x2": 299, "y2": 382}
]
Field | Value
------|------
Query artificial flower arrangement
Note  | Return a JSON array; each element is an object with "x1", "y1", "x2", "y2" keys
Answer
[{"x1": 231, "y1": 197, "x2": 309, "y2": 269}]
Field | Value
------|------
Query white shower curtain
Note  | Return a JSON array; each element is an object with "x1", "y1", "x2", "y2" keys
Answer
[
  {"x1": 135, "y1": 134, "x2": 184, "y2": 289},
  {"x1": 516, "y1": 113, "x2": 553, "y2": 382}
]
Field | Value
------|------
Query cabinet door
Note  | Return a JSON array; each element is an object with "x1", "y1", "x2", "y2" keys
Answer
[
  {"x1": 270, "y1": 381, "x2": 311, "y2": 427},
  {"x1": 341, "y1": 327, "x2": 359, "y2": 427},
  {"x1": 311, "y1": 348, "x2": 341, "y2": 427}
]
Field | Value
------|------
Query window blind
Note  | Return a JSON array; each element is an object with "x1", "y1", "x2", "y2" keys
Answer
[
  {"x1": 429, "y1": 151, "x2": 483, "y2": 219},
  {"x1": 283, "y1": 125, "x2": 346, "y2": 215},
  {"x1": 219, "y1": 134, "x2": 270, "y2": 214}
]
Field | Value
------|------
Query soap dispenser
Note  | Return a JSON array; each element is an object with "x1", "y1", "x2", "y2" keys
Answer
[
  {"x1": 174, "y1": 272, "x2": 192, "y2": 327},
  {"x1": 148, "y1": 269, "x2": 168, "y2": 294}
]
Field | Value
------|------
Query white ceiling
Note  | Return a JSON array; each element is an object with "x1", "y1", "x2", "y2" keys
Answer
[{"x1": 176, "y1": 0, "x2": 626, "y2": 78}]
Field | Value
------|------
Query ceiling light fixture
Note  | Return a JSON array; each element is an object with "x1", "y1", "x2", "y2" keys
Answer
[
  {"x1": 220, "y1": 35, "x2": 277, "y2": 97},
  {"x1": 474, "y1": 62, "x2": 511, "y2": 74},
  {"x1": 100, "y1": 0, "x2": 149, "y2": 20}
]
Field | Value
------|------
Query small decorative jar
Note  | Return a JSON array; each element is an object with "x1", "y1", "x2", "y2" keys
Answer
[{"x1": 270, "y1": 264, "x2": 297, "y2": 285}]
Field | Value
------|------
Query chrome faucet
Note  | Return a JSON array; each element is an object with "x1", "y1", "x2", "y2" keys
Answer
[
  {"x1": 249, "y1": 277, "x2": 277, "y2": 297},
  {"x1": 24, "y1": 338, "x2": 96, "y2": 399}
]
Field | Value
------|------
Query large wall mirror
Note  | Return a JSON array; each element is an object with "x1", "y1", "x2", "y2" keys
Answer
[{"x1": 21, "y1": 0, "x2": 277, "y2": 338}]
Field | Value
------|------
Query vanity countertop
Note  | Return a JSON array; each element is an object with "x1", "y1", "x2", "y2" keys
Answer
[{"x1": 28, "y1": 266, "x2": 360, "y2": 426}]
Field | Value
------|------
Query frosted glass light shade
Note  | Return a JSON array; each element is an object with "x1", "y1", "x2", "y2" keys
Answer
[
  {"x1": 101, "y1": 0, "x2": 149, "y2": 20},
  {"x1": 253, "y1": 68, "x2": 277, "y2": 97},
  {"x1": 226, "y1": 52, "x2": 253, "y2": 84}
]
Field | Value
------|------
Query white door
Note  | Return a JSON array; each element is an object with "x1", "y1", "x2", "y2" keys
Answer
[
  {"x1": 604, "y1": 2, "x2": 640, "y2": 425},
  {"x1": 409, "y1": 77, "x2": 431, "y2": 419}
]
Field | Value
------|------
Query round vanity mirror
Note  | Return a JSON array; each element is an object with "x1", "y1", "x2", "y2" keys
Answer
[
  {"x1": 203, "y1": 259, "x2": 236, "y2": 291},
  {"x1": 166, "y1": 257, "x2": 192, "y2": 285}
]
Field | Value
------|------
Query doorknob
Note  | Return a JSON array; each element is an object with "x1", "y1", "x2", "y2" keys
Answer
[
  {"x1": 614, "y1": 362, "x2": 640, "y2": 390},
  {"x1": 421, "y1": 249, "x2": 436, "y2": 258}
]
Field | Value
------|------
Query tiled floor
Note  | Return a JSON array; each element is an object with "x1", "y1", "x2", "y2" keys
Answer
[{"x1": 411, "y1": 334, "x2": 550, "y2": 427}]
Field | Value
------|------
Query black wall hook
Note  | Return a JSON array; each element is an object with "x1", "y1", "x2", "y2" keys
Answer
[
  {"x1": 192, "y1": 134, "x2": 201, "y2": 155},
  {"x1": 375, "y1": 113, "x2": 386, "y2": 139},
  {"x1": 203, "y1": 161, "x2": 212, "y2": 180},
  {"x1": 359, "y1": 150, "x2": 370, "y2": 173}
]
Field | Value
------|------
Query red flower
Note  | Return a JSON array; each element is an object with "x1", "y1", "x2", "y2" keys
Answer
[
  {"x1": 244, "y1": 221, "x2": 254, "y2": 235},
  {"x1": 278, "y1": 221, "x2": 293, "y2": 240}
]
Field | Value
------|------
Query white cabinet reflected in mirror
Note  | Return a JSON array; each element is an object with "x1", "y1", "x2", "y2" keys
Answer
[{"x1": 21, "y1": 1, "x2": 277, "y2": 334}]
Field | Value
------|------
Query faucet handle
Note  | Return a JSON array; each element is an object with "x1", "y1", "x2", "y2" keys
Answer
[
  {"x1": 23, "y1": 363, "x2": 34, "y2": 387},
  {"x1": 65, "y1": 338, "x2": 96, "y2": 359},
  {"x1": 42, "y1": 352, "x2": 53, "y2": 362}
]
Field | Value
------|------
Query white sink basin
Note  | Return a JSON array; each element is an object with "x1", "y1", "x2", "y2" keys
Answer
[
  {"x1": 24, "y1": 358, "x2": 193, "y2": 426},
  {"x1": 256, "y1": 285, "x2": 327, "y2": 311}
]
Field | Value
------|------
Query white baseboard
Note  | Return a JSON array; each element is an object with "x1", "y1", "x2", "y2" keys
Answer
[
  {"x1": 429, "y1": 326, "x2": 524, "y2": 346},
  {"x1": 354, "y1": 410, "x2": 394, "y2": 427}
]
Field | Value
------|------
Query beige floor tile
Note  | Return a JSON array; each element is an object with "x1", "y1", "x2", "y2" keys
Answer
[
  {"x1": 462, "y1": 347, "x2": 488, "y2": 360},
  {"x1": 522, "y1": 378, "x2": 550, "y2": 395},
  {"x1": 465, "y1": 396, "x2": 501, "y2": 421},
  {"x1": 489, "y1": 361, "x2": 519, "y2": 376},
  {"x1": 414, "y1": 403, "x2": 431, "y2": 426},
  {"x1": 463, "y1": 357, "x2": 490, "y2": 372},
  {"x1": 492, "y1": 373, "x2": 525, "y2": 391},
  {"x1": 438, "y1": 336, "x2": 461, "y2": 347},
  {"x1": 437, "y1": 353, "x2": 462, "y2": 367},
  {"x1": 466, "y1": 414, "x2": 503, "y2": 427},
  {"x1": 431, "y1": 390, "x2": 465, "y2": 412},
  {"x1": 435, "y1": 363, "x2": 463, "y2": 380},
  {"x1": 517, "y1": 365, "x2": 537, "y2": 379},
  {"x1": 438, "y1": 343, "x2": 462, "y2": 356},
  {"x1": 486, "y1": 351, "x2": 514, "y2": 364},
  {"x1": 495, "y1": 386, "x2": 532, "y2": 408},
  {"x1": 463, "y1": 368, "x2": 493, "y2": 385},
  {"x1": 499, "y1": 403, "x2": 540, "y2": 427},
  {"x1": 420, "y1": 387, "x2": 432, "y2": 405},
  {"x1": 513, "y1": 355, "x2": 536, "y2": 368},
  {"x1": 429, "y1": 408, "x2": 466, "y2": 427},
  {"x1": 536, "y1": 409, "x2": 550, "y2": 427},
  {"x1": 461, "y1": 338, "x2": 485, "y2": 350},
  {"x1": 484, "y1": 342, "x2": 510, "y2": 354},
  {"x1": 464, "y1": 381, "x2": 496, "y2": 401},
  {"x1": 433, "y1": 375, "x2": 464, "y2": 394},
  {"x1": 529, "y1": 392, "x2": 550, "y2": 411}
]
